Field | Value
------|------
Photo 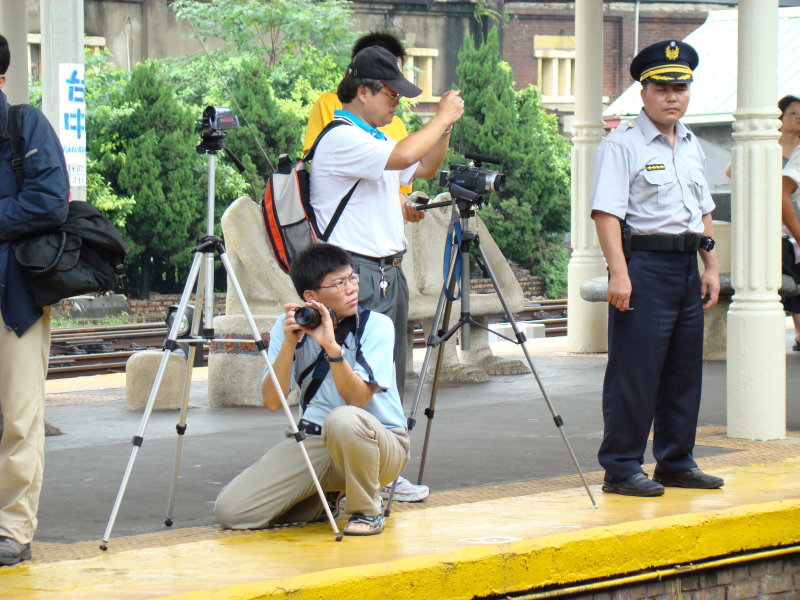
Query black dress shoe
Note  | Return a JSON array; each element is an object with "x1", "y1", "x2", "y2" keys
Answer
[
  {"x1": 602, "y1": 473, "x2": 665, "y2": 497},
  {"x1": 653, "y1": 468, "x2": 724, "y2": 489}
]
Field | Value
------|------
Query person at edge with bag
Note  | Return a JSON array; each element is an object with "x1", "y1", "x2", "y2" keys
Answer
[
  {"x1": 776, "y1": 96, "x2": 800, "y2": 350},
  {"x1": 725, "y1": 95, "x2": 800, "y2": 350},
  {"x1": 0, "y1": 33, "x2": 70, "y2": 566}
]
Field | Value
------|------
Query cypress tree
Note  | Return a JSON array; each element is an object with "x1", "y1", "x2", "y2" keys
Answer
[
  {"x1": 116, "y1": 62, "x2": 204, "y2": 297},
  {"x1": 449, "y1": 26, "x2": 571, "y2": 297}
]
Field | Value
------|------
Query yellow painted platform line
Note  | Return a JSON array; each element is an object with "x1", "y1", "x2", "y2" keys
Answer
[{"x1": 2, "y1": 456, "x2": 800, "y2": 600}]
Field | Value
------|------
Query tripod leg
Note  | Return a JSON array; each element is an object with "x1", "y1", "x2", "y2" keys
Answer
[
  {"x1": 416, "y1": 277, "x2": 457, "y2": 485},
  {"x1": 384, "y1": 252, "x2": 459, "y2": 516},
  {"x1": 475, "y1": 242, "x2": 598, "y2": 509},
  {"x1": 219, "y1": 250, "x2": 343, "y2": 540},
  {"x1": 164, "y1": 259, "x2": 209, "y2": 527},
  {"x1": 101, "y1": 252, "x2": 205, "y2": 550}
]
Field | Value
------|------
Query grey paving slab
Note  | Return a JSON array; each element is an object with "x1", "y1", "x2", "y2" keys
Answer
[{"x1": 35, "y1": 338, "x2": 800, "y2": 545}]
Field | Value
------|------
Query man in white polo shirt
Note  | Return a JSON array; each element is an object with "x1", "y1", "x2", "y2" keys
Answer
[{"x1": 310, "y1": 45, "x2": 463, "y2": 396}]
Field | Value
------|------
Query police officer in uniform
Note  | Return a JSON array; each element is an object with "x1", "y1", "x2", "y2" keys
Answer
[{"x1": 591, "y1": 40, "x2": 724, "y2": 496}]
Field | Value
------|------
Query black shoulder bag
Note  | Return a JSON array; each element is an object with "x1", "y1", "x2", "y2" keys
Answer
[{"x1": 8, "y1": 104, "x2": 130, "y2": 307}]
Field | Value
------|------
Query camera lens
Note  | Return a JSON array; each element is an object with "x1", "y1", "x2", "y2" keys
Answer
[
  {"x1": 294, "y1": 306, "x2": 322, "y2": 328},
  {"x1": 489, "y1": 172, "x2": 505, "y2": 193}
]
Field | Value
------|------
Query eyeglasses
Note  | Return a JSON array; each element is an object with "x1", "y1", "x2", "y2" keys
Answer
[
  {"x1": 317, "y1": 273, "x2": 360, "y2": 293},
  {"x1": 379, "y1": 87, "x2": 401, "y2": 103}
]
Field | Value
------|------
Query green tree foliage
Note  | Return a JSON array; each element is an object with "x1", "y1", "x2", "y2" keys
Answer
[
  {"x1": 166, "y1": 0, "x2": 357, "y2": 198},
  {"x1": 172, "y1": 0, "x2": 355, "y2": 96},
  {"x1": 446, "y1": 26, "x2": 571, "y2": 297},
  {"x1": 86, "y1": 58, "x2": 248, "y2": 297}
]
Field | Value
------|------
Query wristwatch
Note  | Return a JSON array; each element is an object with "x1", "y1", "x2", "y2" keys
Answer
[
  {"x1": 700, "y1": 236, "x2": 716, "y2": 252},
  {"x1": 323, "y1": 347, "x2": 345, "y2": 363},
  {"x1": 443, "y1": 124, "x2": 454, "y2": 135}
]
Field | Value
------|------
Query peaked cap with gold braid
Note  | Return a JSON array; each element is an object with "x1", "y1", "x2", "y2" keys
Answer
[{"x1": 630, "y1": 40, "x2": 699, "y2": 83}]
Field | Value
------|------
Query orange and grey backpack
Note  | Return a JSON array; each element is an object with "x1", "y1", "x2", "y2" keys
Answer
[{"x1": 261, "y1": 119, "x2": 359, "y2": 273}]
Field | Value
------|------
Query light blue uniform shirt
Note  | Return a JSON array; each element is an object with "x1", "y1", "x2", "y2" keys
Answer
[
  {"x1": 265, "y1": 309, "x2": 406, "y2": 430},
  {"x1": 591, "y1": 109, "x2": 715, "y2": 235}
]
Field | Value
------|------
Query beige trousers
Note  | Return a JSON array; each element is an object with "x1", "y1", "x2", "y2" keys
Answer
[
  {"x1": 215, "y1": 405, "x2": 410, "y2": 529},
  {"x1": 0, "y1": 307, "x2": 49, "y2": 544}
]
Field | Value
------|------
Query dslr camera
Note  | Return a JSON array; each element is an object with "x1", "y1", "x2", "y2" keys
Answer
[
  {"x1": 439, "y1": 152, "x2": 505, "y2": 205},
  {"x1": 199, "y1": 106, "x2": 239, "y2": 139},
  {"x1": 294, "y1": 305, "x2": 338, "y2": 329}
]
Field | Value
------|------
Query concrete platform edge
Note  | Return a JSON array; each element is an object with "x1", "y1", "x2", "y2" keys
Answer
[{"x1": 155, "y1": 498, "x2": 800, "y2": 600}]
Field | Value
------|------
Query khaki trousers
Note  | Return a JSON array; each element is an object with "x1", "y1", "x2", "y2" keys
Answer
[
  {"x1": 0, "y1": 307, "x2": 49, "y2": 544},
  {"x1": 215, "y1": 405, "x2": 410, "y2": 529}
]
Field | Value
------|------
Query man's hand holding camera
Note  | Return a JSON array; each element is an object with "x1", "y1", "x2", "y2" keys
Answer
[
  {"x1": 282, "y1": 301, "x2": 341, "y2": 359},
  {"x1": 265, "y1": 300, "x2": 375, "y2": 411},
  {"x1": 264, "y1": 301, "x2": 338, "y2": 411}
]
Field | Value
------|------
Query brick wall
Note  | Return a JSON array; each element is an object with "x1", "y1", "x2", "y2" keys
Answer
[
  {"x1": 550, "y1": 553, "x2": 800, "y2": 600},
  {"x1": 126, "y1": 294, "x2": 227, "y2": 322},
  {"x1": 51, "y1": 294, "x2": 227, "y2": 323},
  {"x1": 471, "y1": 274, "x2": 545, "y2": 299},
  {"x1": 503, "y1": 3, "x2": 707, "y2": 101},
  {"x1": 50, "y1": 269, "x2": 547, "y2": 323}
]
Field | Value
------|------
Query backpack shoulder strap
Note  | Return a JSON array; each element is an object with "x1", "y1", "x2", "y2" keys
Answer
[
  {"x1": 7, "y1": 104, "x2": 26, "y2": 187},
  {"x1": 305, "y1": 118, "x2": 360, "y2": 241},
  {"x1": 303, "y1": 119, "x2": 347, "y2": 162},
  {"x1": 318, "y1": 180, "x2": 359, "y2": 242}
]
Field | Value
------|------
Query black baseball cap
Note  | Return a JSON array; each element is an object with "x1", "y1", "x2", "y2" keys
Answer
[{"x1": 347, "y1": 45, "x2": 422, "y2": 98}]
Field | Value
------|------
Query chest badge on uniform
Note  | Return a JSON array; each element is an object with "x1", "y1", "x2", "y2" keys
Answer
[{"x1": 646, "y1": 163, "x2": 665, "y2": 171}]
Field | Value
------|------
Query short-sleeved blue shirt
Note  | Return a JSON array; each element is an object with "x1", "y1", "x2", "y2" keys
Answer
[
  {"x1": 591, "y1": 109, "x2": 715, "y2": 235},
  {"x1": 265, "y1": 308, "x2": 406, "y2": 430}
]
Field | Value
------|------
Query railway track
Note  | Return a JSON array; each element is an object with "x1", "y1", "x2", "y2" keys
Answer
[{"x1": 47, "y1": 300, "x2": 567, "y2": 379}]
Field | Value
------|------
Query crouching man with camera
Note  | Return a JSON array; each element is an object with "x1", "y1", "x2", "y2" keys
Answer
[{"x1": 214, "y1": 243, "x2": 409, "y2": 536}]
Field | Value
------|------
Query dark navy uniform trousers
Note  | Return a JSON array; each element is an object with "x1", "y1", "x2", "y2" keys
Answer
[{"x1": 598, "y1": 250, "x2": 704, "y2": 482}]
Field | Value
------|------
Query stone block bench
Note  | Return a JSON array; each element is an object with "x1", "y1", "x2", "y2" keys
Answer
[{"x1": 580, "y1": 273, "x2": 799, "y2": 360}]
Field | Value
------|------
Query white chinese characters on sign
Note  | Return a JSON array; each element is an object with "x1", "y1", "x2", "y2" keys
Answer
[{"x1": 58, "y1": 63, "x2": 86, "y2": 188}]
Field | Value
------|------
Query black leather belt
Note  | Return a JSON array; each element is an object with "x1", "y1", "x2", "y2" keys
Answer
[
  {"x1": 630, "y1": 233, "x2": 714, "y2": 253},
  {"x1": 350, "y1": 251, "x2": 405, "y2": 267},
  {"x1": 297, "y1": 418, "x2": 322, "y2": 436}
]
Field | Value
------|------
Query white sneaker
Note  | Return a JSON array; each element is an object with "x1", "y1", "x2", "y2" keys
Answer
[{"x1": 380, "y1": 475, "x2": 430, "y2": 502}]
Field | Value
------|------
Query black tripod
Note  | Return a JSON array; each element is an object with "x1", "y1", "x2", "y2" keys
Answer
[
  {"x1": 101, "y1": 120, "x2": 343, "y2": 549},
  {"x1": 385, "y1": 192, "x2": 598, "y2": 515}
]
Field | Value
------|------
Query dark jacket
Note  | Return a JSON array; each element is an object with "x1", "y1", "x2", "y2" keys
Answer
[{"x1": 0, "y1": 90, "x2": 70, "y2": 336}]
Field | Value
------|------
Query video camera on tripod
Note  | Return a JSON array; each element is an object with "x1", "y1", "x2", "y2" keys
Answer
[
  {"x1": 439, "y1": 151, "x2": 505, "y2": 206},
  {"x1": 200, "y1": 106, "x2": 239, "y2": 137},
  {"x1": 197, "y1": 106, "x2": 241, "y2": 156}
]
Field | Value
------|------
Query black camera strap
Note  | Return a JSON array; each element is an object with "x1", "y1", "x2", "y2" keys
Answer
[{"x1": 297, "y1": 309, "x2": 370, "y2": 412}]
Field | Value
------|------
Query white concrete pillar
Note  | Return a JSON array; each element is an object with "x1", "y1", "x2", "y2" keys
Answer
[
  {"x1": 567, "y1": 0, "x2": 608, "y2": 353},
  {"x1": 0, "y1": 0, "x2": 29, "y2": 105},
  {"x1": 40, "y1": 0, "x2": 86, "y2": 201},
  {"x1": 727, "y1": 0, "x2": 785, "y2": 440}
]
